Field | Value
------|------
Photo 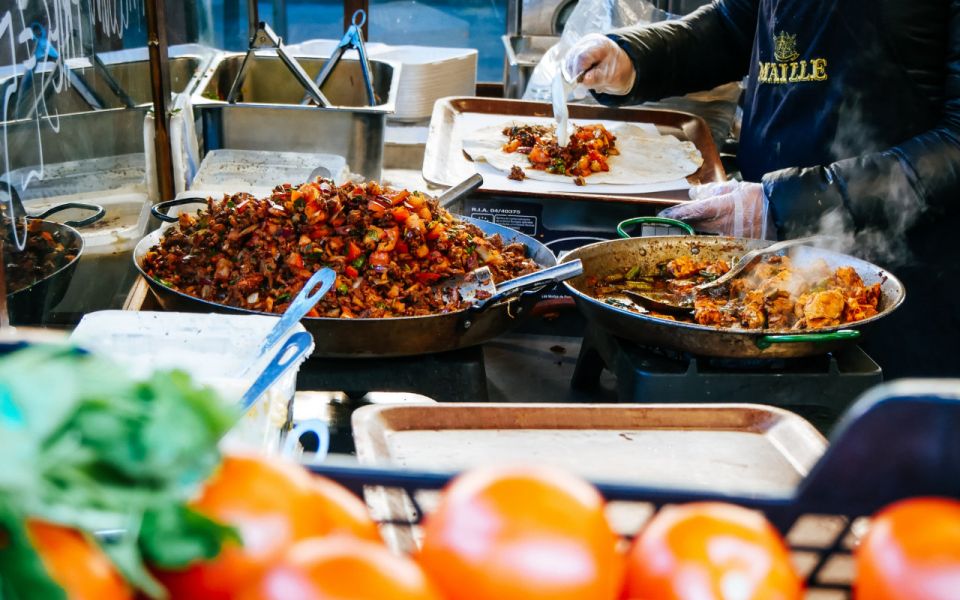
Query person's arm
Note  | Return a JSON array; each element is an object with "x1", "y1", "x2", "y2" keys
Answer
[
  {"x1": 763, "y1": 0, "x2": 960, "y2": 240},
  {"x1": 592, "y1": 0, "x2": 759, "y2": 105}
]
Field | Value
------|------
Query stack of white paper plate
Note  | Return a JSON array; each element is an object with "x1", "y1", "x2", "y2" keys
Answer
[{"x1": 374, "y1": 45, "x2": 477, "y2": 122}]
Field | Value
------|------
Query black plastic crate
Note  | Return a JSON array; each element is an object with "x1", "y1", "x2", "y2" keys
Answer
[{"x1": 307, "y1": 380, "x2": 960, "y2": 594}]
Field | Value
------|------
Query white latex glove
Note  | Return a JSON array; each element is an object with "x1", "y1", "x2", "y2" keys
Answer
[
  {"x1": 562, "y1": 33, "x2": 637, "y2": 96},
  {"x1": 659, "y1": 181, "x2": 776, "y2": 240}
]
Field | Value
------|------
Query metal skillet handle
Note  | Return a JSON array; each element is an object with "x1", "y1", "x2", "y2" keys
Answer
[
  {"x1": 438, "y1": 173, "x2": 483, "y2": 209},
  {"x1": 467, "y1": 259, "x2": 584, "y2": 316},
  {"x1": 756, "y1": 330, "x2": 860, "y2": 350},
  {"x1": 32, "y1": 203, "x2": 106, "y2": 228},
  {"x1": 617, "y1": 216, "x2": 695, "y2": 238},
  {"x1": 151, "y1": 197, "x2": 208, "y2": 223}
]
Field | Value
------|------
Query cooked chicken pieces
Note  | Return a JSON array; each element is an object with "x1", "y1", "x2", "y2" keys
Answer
[{"x1": 597, "y1": 251, "x2": 883, "y2": 331}]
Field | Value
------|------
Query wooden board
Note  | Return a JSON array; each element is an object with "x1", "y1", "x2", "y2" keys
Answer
[{"x1": 423, "y1": 97, "x2": 726, "y2": 204}]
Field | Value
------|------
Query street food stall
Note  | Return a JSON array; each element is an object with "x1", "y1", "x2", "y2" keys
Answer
[{"x1": 1, "y1": 0, "x2": 958, "y2": 597}]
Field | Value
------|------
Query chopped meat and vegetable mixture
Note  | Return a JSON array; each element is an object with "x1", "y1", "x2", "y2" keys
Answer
[
  {"x1": 141, "y1": 180, "x2": 540, "y2": 318},
  {"x1": 3, "y1": 220, "x2": 77, "y2": 294},
  {"x1": 591, "y1": 254, "x2": 882, "y2": 330},
  {"x1": 501, "y1": 123, "x2": 618, "y2": 180}
]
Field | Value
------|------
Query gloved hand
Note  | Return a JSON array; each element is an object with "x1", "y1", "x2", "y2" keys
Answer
[
  {"x1": 562, "y1": 33, "x2": 636, "y2": 96},
  {"x1": 659, "y1": 181, "x2": 776, "y2": 239}
]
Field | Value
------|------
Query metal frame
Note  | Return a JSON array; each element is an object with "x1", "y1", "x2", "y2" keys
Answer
[{"x1": 145, "y1": 0, "x2": 175, "y2": 203}]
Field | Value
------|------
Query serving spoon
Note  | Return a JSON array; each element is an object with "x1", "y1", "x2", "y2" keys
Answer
[
  {"x1": 552, "y1": 67, "x2": 589, "y2": 144},
  {"x1": 624, "y1": 235, "x2": 828, "y2": 315}
]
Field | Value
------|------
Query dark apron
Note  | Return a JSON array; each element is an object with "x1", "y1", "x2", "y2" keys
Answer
[
  {"x1": 738, "y1": 0, "x2": 960, "y2": 378},
  {"x1": 739, "y1": 0, "x2": 937, "y2": 180}
]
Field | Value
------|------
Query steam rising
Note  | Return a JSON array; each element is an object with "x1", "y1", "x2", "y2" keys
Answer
[{"x1": 809, "y1": 92, "x2": 927, "y2": 268}]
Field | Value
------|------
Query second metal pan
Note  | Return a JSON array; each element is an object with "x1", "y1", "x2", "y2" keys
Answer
[
  {"x1": 133, "y1": 216, "x2": 557, "y2": 358},
  {"x1": 561, "y1": 224, "x2": 905, "y2": 359}
]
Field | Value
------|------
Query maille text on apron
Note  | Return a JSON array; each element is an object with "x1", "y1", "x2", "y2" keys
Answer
[{"x1": 758, "y1": 32, "x2": 828, "y2": 84}]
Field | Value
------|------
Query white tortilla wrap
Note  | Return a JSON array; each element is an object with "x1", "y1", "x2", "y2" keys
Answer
[{"x1": 462, "y1": 122, "x2": 703, "y2": 185}]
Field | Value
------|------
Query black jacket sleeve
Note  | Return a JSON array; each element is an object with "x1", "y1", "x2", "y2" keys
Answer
[
  {"x1": 592, "y1": 0, "x2": 759, "y2": 106},
  {"x1": 762, "y1": 0, "x2": 960, "y2": 240}
]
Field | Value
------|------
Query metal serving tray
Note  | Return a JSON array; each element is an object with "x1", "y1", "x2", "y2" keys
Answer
[
  {"x1": 352, "y1": 402, "x2": 826, "y2": 554},
  {"x1": 190, "y1": 52, "x2": 401, "y2": 180},
  {"x1": 423, "y1": 97, "x2": 725, "y2": 203},
  {"x1": 353, "y1": 402, "x2": 826, "y2": 496}
]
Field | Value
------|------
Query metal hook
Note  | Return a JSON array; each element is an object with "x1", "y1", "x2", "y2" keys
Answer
[{"x1": 351, "y1": 9, "x2": 367, "y2": 28}]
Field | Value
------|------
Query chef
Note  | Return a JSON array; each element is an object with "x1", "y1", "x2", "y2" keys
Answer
[{"x1": 564, "y1": 0, "x2": 960, "y2": 378}]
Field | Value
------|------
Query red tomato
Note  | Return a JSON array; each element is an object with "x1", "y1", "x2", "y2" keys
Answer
[
  {"x1": 369, "y1": 251, "x2": 391, "y2": 269},
  {"x1": 418, "y1": 465, "x2": 623, "y2": 600},
  {"x1": 622, "y1": 502, "x2": 802, "y2": 600},
  {"x1": 389, "y1": 189, "x2": 410, "y2": 206},
  {"x1": 415, "y1": 272, "x2": 442, "y2": 285},
  {"x1": 285, "y1": 252, "x2": 304, "y2": 269},
  {"x1": 346, "y1": 241, "x2": 362, "y2": 262},
  {"x1": 27, "y1": 520, "x2": 133, "y2": 600},
  {"x1": 855, "y1": 497, "x2": 960, "y2": 600},
  {"x1": 241, "y1": 536, "x2": 442, "y2": 600},
  {"x1": 426, "y1": 224, "x2": 446, "y2": 240},
  {"x1": 345, "y1": 265, "x2": 359, "y2": 278},
  {"x1": 392, "y1": 206, "x2": 411, "y2": 223},
  {"x1": 155, "y1": 454, "x2": 380, "y2": 600}
]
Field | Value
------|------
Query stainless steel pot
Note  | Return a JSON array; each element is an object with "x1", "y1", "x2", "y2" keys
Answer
[
  {"x1": 561, "y1": 217, "x2": 906, "y2": 359},
  {"x1": 133, "y1": 216, "x2": 557, "y2": 358}
]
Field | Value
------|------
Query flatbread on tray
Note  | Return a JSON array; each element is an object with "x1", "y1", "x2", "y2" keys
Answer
[{"x1": 462, "y1": 121, "x2": 704, "y2": 185}]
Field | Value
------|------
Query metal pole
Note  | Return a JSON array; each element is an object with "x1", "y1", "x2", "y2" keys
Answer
[
  {"x1": 248, "y1": 0, "x2": 260, "y2": 40},
  {"x1": 144, "y1": 0, "x2": 176, "y2": 202},
  {"x1": 273, "y1": 0, "x2": 288, "y2": 40},
  {"x1": 343, "y1": 0, "x2": 369, "y2": 40},
  {"x1": 0, "y1": 242, "x2": 8, "y2": 329}
]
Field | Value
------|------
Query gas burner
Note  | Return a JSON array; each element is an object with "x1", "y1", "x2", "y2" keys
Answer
[
  {"x1": 572, "y1": 327, "x2": 882, "y2": 433},
  {"x1": 296, "y1": 345, "x2": 488, "y2": 403}
]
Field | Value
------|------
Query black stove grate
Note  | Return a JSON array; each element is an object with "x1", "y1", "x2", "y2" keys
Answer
[
  {"x1": 572, "y1": 327, "x2": 883, "y2": 433},
  {"x1": 296, "y1": 345, "x2": 489, "y2": 403}
]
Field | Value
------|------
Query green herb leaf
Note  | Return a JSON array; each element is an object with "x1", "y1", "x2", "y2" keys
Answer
[
  {"x1": 0, "y1": 347, "x2": 240, "y2": 599},
  {"x1": 140, "y1": 505, "x2": 240, "y2": 569},
  {"x1": 0, "y1": 500, "x2": 67, "y2": 600}
]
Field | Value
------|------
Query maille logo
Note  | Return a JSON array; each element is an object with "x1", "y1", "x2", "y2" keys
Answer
[
  {"x1": 773, "y1": 32, "x2": 799, "y2": 62},
  {"x1": 758, "y1": 31, "x2": 828, "y2": 85}
]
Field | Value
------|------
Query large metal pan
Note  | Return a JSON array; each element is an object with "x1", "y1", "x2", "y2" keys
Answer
[
  {"x1": 3, "y1": 189, "x2": 106, "y2": 326},
  {"x1": 561, "y1": 217, "x2": 905, "y2": 359},
  {"x1": 133, "y1": 216, "x2": 557, "y2": 357}
]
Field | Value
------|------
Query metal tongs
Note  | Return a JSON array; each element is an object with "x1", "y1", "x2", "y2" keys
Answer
[
  {"x1": 300, "y1": 10, "x2": 377, "y2": 107},
  {"x1": 227, "y1": 21, "x2": 331, "y2": 107}
]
